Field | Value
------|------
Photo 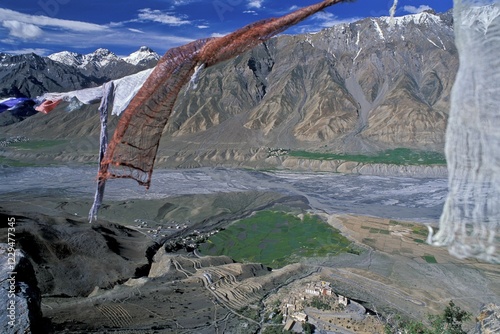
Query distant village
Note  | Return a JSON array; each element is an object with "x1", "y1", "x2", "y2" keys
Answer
[
  {"x1": 0, "y1": 135, "x2": 29, "y2": 147},
  {"x1": 134, "y1": 218, "x2": 188, "y2": 239},
  {"x1": 133, "y1": 219, "x2": 220, "y2": 251},
  {"x1": 266, "y1": 147, "x2": 290, "y2": 158}
]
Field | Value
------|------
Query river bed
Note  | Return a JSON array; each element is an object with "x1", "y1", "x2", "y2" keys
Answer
[{"x1": 0, "y1": 166, "x2": 447, "y2": 223}]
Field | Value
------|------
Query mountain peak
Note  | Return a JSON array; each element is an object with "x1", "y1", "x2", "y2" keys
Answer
[
  {"x1": 49, "y1": 48, "x2": 122, "y2": 69},
  {"x1": 380, "y1": 10, "x2": 444, "y2": 28},
  {"x1": 123, "y1": 46, "x2": 160, "y2": 66},
  {"x1": 92, "y1": 48, "x2": 114, "y2": 57},
  {"x1": 48, "y1": 47, "x2": 160, "y2": 68},
  {"x1": 48, "y1": 51, "x2": 83, "y2": 67},
  {"x1": 87, "y1": 48, "x2": 119, "y2": 64}
]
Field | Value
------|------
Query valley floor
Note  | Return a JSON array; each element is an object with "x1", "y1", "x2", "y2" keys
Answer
[{"x1": 0, "y1": 167, "x2": 497, "y2": 333}]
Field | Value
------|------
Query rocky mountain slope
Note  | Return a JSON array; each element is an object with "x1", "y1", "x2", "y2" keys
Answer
[
  {"x1": 0, "y1": 47, "x2": 159, "y2": 98},
  {"x1": 161, "y1": 12, "x2": 458, "y2": 151},
  {"x1": 157, "y1": 10, "x2": 456, "y2": 165},
  {"x1": 1, "y1": 10, "x2": 458, "y2": 168},
  {"x1": 0, "y1": 53, "x2": 92, "y2": 98}
]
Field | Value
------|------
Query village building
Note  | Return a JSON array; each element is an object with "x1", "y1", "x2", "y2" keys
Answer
[
  {"x1": 283, "y1": 318, "x2": 295, "y2": 331},
  {"x1": 305, "y1": 281, "x2": 334, "y2": 297},
  {"x1": 292, "y1": 312, "x2": 308, "y2": 323},
  {"x1": 339, "y1": 294, "x2": 349, "y2": 307}
]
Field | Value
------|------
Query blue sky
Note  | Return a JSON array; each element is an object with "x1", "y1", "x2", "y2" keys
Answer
[{"x1": 0, "y1": 0, "x2": 453, "y2": 57}]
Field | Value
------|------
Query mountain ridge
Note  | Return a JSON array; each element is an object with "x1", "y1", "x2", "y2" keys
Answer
[
  {"x1": 0, "y1": 46, "x2": 160, "y2": 98},
  {"x1": 48, "y1": 46, "x2": 160, "y2": 69},
  {"x1": 156, "y1": 9, "x2": 456, "y2": 160},
  {"x1": 1, "y1": 9, "x2": 463, "y2": 168}
]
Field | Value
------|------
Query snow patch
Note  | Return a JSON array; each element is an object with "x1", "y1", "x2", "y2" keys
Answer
[
  {"x1": 437, "y1": 36, "x2": 446, "y2": 50},
  {"x1": 187, "y1": 63, "x2": 205, "y2": 91},
  {"x1": 427, "y1": 38, "x2": 440, "y2": 48},
  {"x1": 353, "y1": 48, "x2": 362, "y2": 62},
  {"x1": 380, "y1": 12, "x2": 442, "y2": 27},
  {"x1": 305, "y1": 35, "x2": 315, "y2": 48},
  {"x1": 372, "y1": 20, "x2": 385, "y2": 40}
]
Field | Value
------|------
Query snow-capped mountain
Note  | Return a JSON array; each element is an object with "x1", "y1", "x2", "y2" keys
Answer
[
  {"x1": 49, "y1": 47, "x2": 159, "y2": 69},
  {"x1": 123, "y1": 46, "x2": 160, "y2": 66},
  {"x1": 47, "y1": 47, "x2": 160, "y2": 80},
  {"x1": 48, "y1": 48, "x2": 120, "y2": 68},
  {"x1": 45, "y1": 51, "x2": 82, "y2": 67},
  {"x1": 0, "y1": 47, "x2": 160, "y2": 98},
  {"x1": 0, "y1": 52, "x2": 93, "y2": 98}
]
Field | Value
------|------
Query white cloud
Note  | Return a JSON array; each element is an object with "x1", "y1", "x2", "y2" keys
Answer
[
  {"x1": 248, "y1": 0, "x2": 264, "y2": 9},
  {"x1": 138, "y1": 8, "x2": 191, "y2": 26},
  {"x1": 314, "y1": 12, "x2": 361, "y2": 28},
  {"x1": 271, "y1": 5, "x2": 299, "y2": 16},
  {"x1": 403, "y1": 5, "x2": 433, "y2": 14},
  {"x1": 0, "y1": 8, "x2": 107, "y2": 32},
  {"x1": 197, "y1": 25, "x2": 209, "y2": 29},
  {"x1": 289, "y1": 12, "x2": 362, "y2": 34},
  {"x1": 2, "y1": 21, "x2": 43, "y2": 39},
  {"x1": 243, "y1": 10, "x2": 258, "y2": 15},
  {"x1": 169, "y1": 0, "x2": 199, "y2": 6},
  {"x1": 0, "y1": 7, "x2": 200, "y2": 55},
  {"x1": 0, "y1": 7, "x2": 199, "y2": 56},
  {"x1": 211, "y1": 32, "x2": 227, "y2": 38},
  {"x1": 128, "y1": 28, "x2": 144, "y2": 34},
  {"x1": 3, "y1": 47, "x2": 52, "y2": 56},
  {"x1": 32, "y1": 25, "x2": 194, "y2": 53}
]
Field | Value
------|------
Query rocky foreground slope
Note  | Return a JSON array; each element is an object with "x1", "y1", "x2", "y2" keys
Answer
[{"x1": 1, "y1": 190, "x2": 499, "y2": 333}]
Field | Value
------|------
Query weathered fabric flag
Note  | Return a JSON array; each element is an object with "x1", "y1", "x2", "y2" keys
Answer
[
  {"x1": 429, "y1": 0, "x2": 500, "y2": 263},
  {"x1": 97, "y1": 0, "x2": 348, "y2": 189}
]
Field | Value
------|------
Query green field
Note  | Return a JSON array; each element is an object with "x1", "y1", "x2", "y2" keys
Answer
[
  {"x1": 289, "y1": 148, "x2": 446, "y2": 165},
  {"x1": 423, "y1": 254, "x2": 438, "y2": 264},
  {"x1": 199, "y1": 211, "x2": 351, "y2": 268}
]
